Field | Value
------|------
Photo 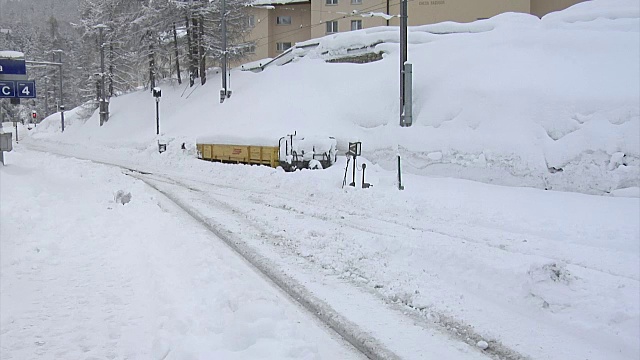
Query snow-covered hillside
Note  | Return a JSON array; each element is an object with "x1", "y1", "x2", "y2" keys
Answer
[{"x1": 27, "y1": 0, "x2": 639, "y2": 195}]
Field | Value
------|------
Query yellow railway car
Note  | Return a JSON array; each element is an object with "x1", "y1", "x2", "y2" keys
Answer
[
  {"x1": 196, "y1": 143, "x2": 280, "y2": 167},
  {"x1": 197, "y1": 133, "x2": 337, "y2": 171}
]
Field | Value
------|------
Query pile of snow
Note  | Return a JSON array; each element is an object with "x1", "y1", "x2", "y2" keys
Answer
[{"x1": 27, "y1": 0, "x2": 639, "y2": 194}]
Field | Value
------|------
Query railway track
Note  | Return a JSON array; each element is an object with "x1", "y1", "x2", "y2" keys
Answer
[
  {"x1": 126, "y1": 170, "x2": 528, "y2": 360},
  {"x1": 125, "y1": 170, "x2": 402, "y2": 360},
  {"x1": 24, "y1": 143, "x2": 633, "y2": 360},
  {"x1": 159, "y1": 172, "x2": 637, "y2": 282}
]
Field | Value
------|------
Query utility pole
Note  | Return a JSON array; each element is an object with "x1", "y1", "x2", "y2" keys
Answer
[
  {"x1": 399, "y1": 0, "x2": 412, "y2": 126},
  {"x1": 26, "y1": 58, "x2": 63, "y2": 129},
  {"x1": 220, "y1": 0, "x2": 231, "y2": 103},
  {"x1": 58, "y1": 52, "x2": 65, "y2": 131},
  {"x1": 96, "y1": 25, "x2": 109, "y2": 126},
  {"x1": 44, "y1": 76, "x2": 49, "y2": 117}
]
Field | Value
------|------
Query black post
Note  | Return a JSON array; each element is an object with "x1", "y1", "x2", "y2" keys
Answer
[
  {"x1": 386, "y1": 0, "x2": 390, "y2": 26},
  {"x1": 222, "y1": 0, "x2": 227, "y2": 93},
  {"x1": 399, "y1": 0, "x2": 408, "y2": 126},
  {"x1": 397, "y1": 155, "x2": 404, "y2": 190},
  {"x1": 55, "y1": 52, "x2": 65, "y2": 132},
  {"x1": 155, "y1": 98, "x2": 160, "y2": 135},
  {"x1": 44, "y1": 76, "x2": 48, "y2": 117},
  {"x1": 350, "y1": 155, "x2": 357, "y2": 187}
]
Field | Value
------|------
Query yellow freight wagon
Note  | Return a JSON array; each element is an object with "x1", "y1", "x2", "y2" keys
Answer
[
  {"x1": 197, "y1": 143, "x2": 280, "y2": 168},
  {"x1": 197, "y1": 133, "x2": 337, "y2": 171}
]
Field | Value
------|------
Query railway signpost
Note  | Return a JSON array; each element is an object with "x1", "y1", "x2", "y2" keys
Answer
[
  {"x1": 153, "y1": 87, "x2": 161, "y2": 136},
  {"x1": 0, "y1": 80, "x2": 36, "y2": 98},
  {"x1": 1, "y1": 50, "x2": 38, "y2": 142},
  {"x1": 0, "y1": 80, "x2": 16, "y2": 97},
  {"x1": 347, "y1": 142, "x2": 362, "y2": 187}
]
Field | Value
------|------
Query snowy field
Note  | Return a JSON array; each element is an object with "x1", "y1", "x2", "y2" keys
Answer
[
  {"x1": 0, "y1": 150, "x2": 363, "y2": 360},
  {"x1": 1, "y1": 0, "x2": 639, "y2": 359}
]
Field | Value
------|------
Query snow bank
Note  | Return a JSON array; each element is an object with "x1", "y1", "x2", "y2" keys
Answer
[{"x1": 28, "y1": 0, "x2": 640, "y2": 194}]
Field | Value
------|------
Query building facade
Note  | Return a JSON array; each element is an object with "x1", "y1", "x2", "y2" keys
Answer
[
  {"x1": 243, "y1": 0, "x2": 586, "y2": 64},
  {"x1": 244, "y1": 0, "x2": 312, "y2": 62}
]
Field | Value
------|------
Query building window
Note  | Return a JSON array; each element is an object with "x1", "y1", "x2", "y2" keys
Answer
[
  {"x1": 248, "y1": 15, "x2": 255, "y2": 27},
  {"x1": 276, "y1": 16, "x2": 292, "y2": 25},
  {"x1": 246, "y1": 44, "x2": 256, "y2": 54},
  {"x1": 351, "y1": 0, "x2": 362, "y2": 4},
  {"x1": 326, "y1": 0, "x2": 338, "y2": 5},
  {"x1": 351, "y1": 20, "x2": 362, "y2": 30},
  {"x1": 276, "y1": 42, "x2": 292, "y2": 52},
  {"x1": 326, "y1": 21, "x2": 338, "y2": 33}
]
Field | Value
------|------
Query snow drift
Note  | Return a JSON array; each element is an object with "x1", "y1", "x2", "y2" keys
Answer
[{"x1": 29, "y1": 0, "x2": 639, "y2": 195}]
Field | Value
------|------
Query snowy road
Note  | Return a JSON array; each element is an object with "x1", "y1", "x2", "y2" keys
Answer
[{"x1": 3, "y1": 142, "x2": 639, "y2": 360}]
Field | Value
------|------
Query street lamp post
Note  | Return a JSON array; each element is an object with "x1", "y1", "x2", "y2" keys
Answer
[
  {"x1": 44, "y1": 76, "x2": 48, "y2": 117},
  {"x1": 220, "y1": 0, "x2": 232, "y2": 103},
  {"x1": 399, "y1": 0, "x2": 412, "y2": 127},
  {"x1": 52, "y1": 49, "x2": 65, "y2": 132}
]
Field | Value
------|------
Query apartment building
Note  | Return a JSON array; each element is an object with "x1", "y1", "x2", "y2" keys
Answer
[
  {"x1": 244, "y1": 0, "x2": 312, "y2": 63},
  {"x1": 243, "y1": 0, "x2": 586, "y2": 64}
]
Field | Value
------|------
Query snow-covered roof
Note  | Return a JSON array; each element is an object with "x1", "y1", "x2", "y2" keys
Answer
[
  {"x1": 251, "y1": 0, "x2": 309, "y2": 6},
  {"x1": 0, "y1": 51, "x2": 24, "y2": 59}
]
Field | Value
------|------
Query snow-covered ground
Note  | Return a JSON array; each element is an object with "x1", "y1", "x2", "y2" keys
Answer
[
  {"x1": 0, "y1": 150, "x2": 364, "y2": 360},
  {"x1": 1, "y1": 0, "x2": 639, "y2": 359}
]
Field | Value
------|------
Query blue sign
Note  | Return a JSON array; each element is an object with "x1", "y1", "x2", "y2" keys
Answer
[
  {"x1": 0, "y1": 58, "x2": 27, "y2": 75},
  {"x1": 17, "y1": 81, "x2": 36, "y2": 98},
  {"x1": 0, "y1": 80, "x2": 16, "y2": 98},
  {"x1": 0, "y1": 80, "x2": 36, "y2": 98}
]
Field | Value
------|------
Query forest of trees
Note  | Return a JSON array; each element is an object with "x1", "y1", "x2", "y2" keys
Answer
[{"x1": 0, "y1": 0, "x2": 253, "y2": 123}]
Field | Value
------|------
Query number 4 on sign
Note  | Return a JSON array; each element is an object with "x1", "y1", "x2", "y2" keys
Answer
[{"x1": 16, "y1": 81, "x2": 36, "y2": 98}]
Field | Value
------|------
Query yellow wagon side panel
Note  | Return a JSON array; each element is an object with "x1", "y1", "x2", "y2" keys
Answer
[
  {"x1": 270, "y1": 148, "x2": 279, "y2": 167},
  {"x1": 224, "y1": 145, "x2": 249, "y2": 162},
  {"x1": 196, "y1": 143, "x2": 280, "y2": 168},
  {"x1": 211, "y1": 144, "x2": 225, "y2": 160}
]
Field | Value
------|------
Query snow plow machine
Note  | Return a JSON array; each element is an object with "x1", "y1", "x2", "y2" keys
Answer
[{"x1": 196, "y1": 132, "x2": 337, "y2": 171}]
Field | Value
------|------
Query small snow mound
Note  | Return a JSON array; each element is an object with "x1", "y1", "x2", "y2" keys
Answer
[
  {"x1": 476, "y1": 340, "x2": 489, "y2": 350},
  {"x1": 528, "y1": 262, "x2": 573, "y2": 284},
  {"x1": 427, "y1": 151, "x2": 443, "y2": 161},
  {"x1": 114, "y1": 190, "x2": 132, "y2": 205},
  {"x1": 608, "y1": 152, "x2": 626, "y2": 170}
]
